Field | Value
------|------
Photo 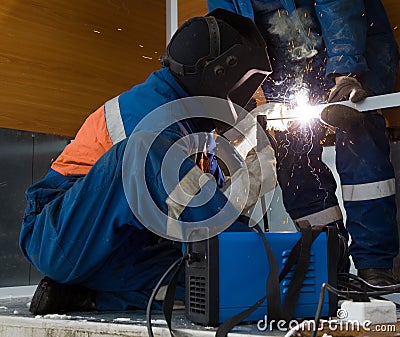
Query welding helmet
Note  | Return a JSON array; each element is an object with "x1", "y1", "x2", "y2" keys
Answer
[{"x1": 161, "y1": 8, "x2": 272, "y2": 108}]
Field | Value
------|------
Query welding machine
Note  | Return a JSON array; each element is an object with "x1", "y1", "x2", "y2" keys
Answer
[{"x1": 185, "y1": 225, "x2": 341, "y2": 326}]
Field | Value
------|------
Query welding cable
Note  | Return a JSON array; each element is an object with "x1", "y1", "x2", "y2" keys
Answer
[
  {"x1": 336, "y1": 285, "x2": 400, "y2": 309},
  {"x1": 338, "y1": 272, "x2": 400, "y2": 293},
  {"x1": 146, "y1": 254, "x2": 187, "y2": 337},
  {"x1": 286, "y1": 277, "x2": 400, "y2": 337},
  {"x1": 337, "y1": 275, "x2": 372, "y2": 294},
  {"x1": 337, "y1": 272, "x2": 400, "y2": 307},
  {"x1": 308, "y1": 280, "x2": 400, "y2": 337}
]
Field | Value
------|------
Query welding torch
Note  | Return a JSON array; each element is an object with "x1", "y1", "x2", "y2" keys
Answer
[{"x1": 261, "y1": 92, "x2": 400, "y2": 128}]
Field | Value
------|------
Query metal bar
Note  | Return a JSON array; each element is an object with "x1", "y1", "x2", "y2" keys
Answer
[
  {"x1": 266, "y1": 92, "x2": 400, "y2": 121},
  {"x1": 321, "y1": 92, "x2": 400, "y2": 113}
]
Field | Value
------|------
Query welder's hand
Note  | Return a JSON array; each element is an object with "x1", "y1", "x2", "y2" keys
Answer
[
  {"x1": 245, "y1": 147, "x2": 277, "y2": 203},
  {"x1": 328, "y1": 77, "x2": 367, "y2": 103},
  {"x1": 320, "y1": 104, "x2": 364, "y2": 129},
  {"x1": 222, "y1": 145, "x2": 277, "y2": 213}
]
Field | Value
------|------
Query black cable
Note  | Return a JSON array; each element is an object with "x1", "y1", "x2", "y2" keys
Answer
[
  {"x1": 338, "y1": 272, "x2": 400, "y2": 292},
  {"x1": 337, "y1": 272, "x2": 400, "y2": 308},
  {"x1": 337, "y1": 280, "x2": 400, "y2": 308},
  {"x1": 310, "y1": 279, "x2": 400, "y2": 337},
  {"x1": 309, "y1": 283, "x2": 327, "y2": 337},
  {"x1": 146, "y1": 256, "x2": 185, "y2": 337}
]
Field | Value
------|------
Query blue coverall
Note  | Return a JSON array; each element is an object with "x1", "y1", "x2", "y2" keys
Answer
[
  {"x1": 20, "y1": 68, "x2": 227, "y2": 310},
  {"x1": 208, "y1": 0, "x2": 399, "y2": 270}
]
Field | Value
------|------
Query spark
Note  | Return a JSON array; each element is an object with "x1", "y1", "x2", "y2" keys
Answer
[
  {"x1": 288, "y1": 88, "x2": 320, "y2": 124},
  {"x1": 303, "y1": 120, "x2": 329, "y2": 206}
]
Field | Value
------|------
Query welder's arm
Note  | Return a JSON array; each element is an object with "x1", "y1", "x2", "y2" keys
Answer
[
  {"x1": 314, "y1": 0, "x2": 369, "y2": 78},
  {"x1": 328, "y1": 76, "x2": 367, "y2": 103},
  {"x1": 221, "y1": 144, "x2": 277, "y2": 213},
  {"x1": 207, "y1": 0, "x2": 255, "y2": 21},
  {"x1": 125, "y1": 127, "x2": 241, "y2": 241}
]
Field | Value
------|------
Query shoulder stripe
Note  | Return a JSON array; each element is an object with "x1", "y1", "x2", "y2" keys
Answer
[{"x1": 105, "y1": 96, "x2": 126, "y2": 144}]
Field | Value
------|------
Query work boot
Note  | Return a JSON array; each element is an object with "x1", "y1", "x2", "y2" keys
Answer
[
  {"x1": 30, "y1": 276, "x2": 96, "y2": 315},
  {"x1": 358, "y1": 268, "x2": 398, "y2": 287}
]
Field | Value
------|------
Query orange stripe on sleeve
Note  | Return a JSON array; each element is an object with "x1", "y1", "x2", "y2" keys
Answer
[{"x1": 51, "y1": 106, "x2": 114, "y2": 176}]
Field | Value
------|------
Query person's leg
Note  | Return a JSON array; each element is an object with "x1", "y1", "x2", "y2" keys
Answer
[
  {"x1": 275, "y1": 120, "x2": 346, "y2": 235},
  {"x1": 254, "y1": 7, "x2": 346, "y2": 235},
  {"x1": 338, "y1": 0, "x2": 399, "y2": 285},
  {"x1": 20, "y1": 138, "x2": 182, "y2": 311},
  {"x1": 335, "y1": 112, "x2": 398, "y2": 274},
  {"x1": 84, "y1": 233, "x2": 183, "y2": 311},
  {"x1": 21, "y1": 139, "x2": 141, "y2": 283}
]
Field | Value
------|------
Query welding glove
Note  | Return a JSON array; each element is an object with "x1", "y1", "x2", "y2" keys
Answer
[
  {"x1": 320, "y1": 104, "x2": 365, "y2": 129},
  {"x1": 322, "y1": 77, "x2": 367, "y2": 129},
  {"x1": 221, "y1": 145, "x2": 277, "y2": 214},
  {"x1": 328, "y1": 77, "x2": 367, "y2": 103}
]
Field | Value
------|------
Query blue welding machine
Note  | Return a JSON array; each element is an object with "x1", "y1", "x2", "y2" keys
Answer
[{"x1": 185, "y1": 227, "x2": 340, "y2": 326}]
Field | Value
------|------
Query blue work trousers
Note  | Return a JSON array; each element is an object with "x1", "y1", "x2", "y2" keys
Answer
[
  {"x1": 20, "y1": 138, "x2": 183, "y2": 310},
  {"x1": 256, "y1": 5, "x2": 399, "y2": 269}
]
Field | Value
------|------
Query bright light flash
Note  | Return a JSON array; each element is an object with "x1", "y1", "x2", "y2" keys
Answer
[
  {"x1": 291, "y1": 89, "x2": 320, "y2": 124},
  {"x1": 252, "y1": 87, "x2": 324, "y2": 131}
]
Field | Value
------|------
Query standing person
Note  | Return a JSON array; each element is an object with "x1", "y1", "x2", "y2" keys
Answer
[
  {"x1": 20, "y1": 9, "x2": 277, "y2": 314},
  {"x1": 208, "y1": 0, "x2": 400, "y2": 285}
]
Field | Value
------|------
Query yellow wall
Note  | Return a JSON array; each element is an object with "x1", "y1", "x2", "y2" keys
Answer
[
  {"x1": 0, "y1": 1, "x2": 399, "y2": 136},
  {"x1": 0, "y1": 0, "x2": 165, "y2": 137}
]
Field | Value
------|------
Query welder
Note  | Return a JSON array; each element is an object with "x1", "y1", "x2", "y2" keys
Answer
[
  {"x1": 20, "y1": 9, "x2": 277, "y2": 314},
  {"x1": 209, "y1": 0, "x2": 400, "y2": 286}
]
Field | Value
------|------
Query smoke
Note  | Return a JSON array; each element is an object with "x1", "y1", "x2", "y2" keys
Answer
[{"x1": 267, "y1": 8, "x2": 322, "y2": 61}]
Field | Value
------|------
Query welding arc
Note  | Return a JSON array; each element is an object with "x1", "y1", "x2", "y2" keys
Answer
[{"x1": 320, "y1": 104, "x2": 365, "y2": 129}]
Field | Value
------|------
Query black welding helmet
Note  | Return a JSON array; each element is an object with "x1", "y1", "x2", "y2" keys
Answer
[{"x1": 161, "y1": 8, "x2": 272, "y2": 108}]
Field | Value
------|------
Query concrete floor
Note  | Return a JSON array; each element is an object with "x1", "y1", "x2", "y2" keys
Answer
[
  {"x1": 1, "y1": 287, "x2": 400, "y2": 337},
  {"x1": 0, "y1": 288, "x2": 284, "y2": 337}
]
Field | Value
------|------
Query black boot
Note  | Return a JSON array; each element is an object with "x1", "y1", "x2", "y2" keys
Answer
[
  {"x1": 358, "y1": 268, "x2": 398, "y2": 287},
  {"x1": 30, "y1": 277, "x2": 96, "y2": 315}
]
